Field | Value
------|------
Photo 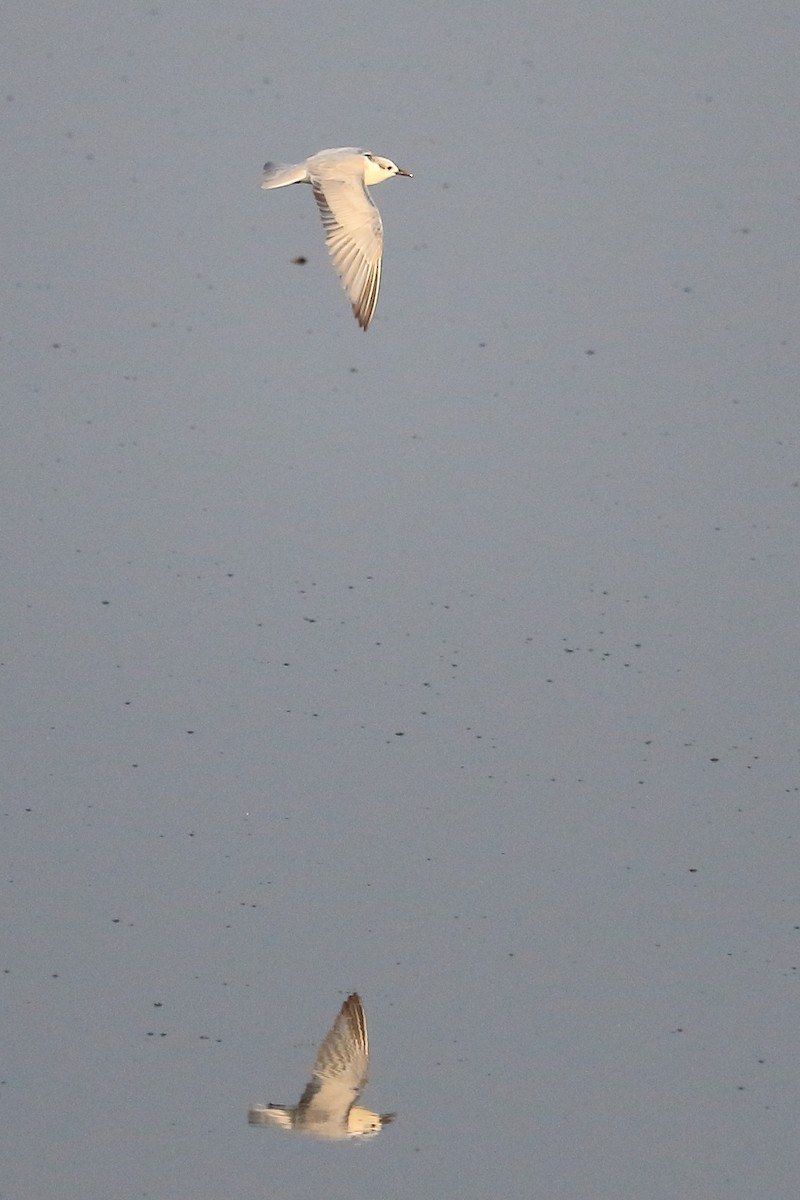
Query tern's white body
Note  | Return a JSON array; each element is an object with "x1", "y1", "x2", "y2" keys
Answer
[
  {"x1": 247, "y1": 993, "x2": 394, "y2": 1140},
  {"x1": 260, "y1": 147, "x2": 412, "y2": 330}
]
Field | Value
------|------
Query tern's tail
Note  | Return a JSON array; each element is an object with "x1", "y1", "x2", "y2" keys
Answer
[{"x1": 261, "y1": 161, "x2": 309, "y2": 189}]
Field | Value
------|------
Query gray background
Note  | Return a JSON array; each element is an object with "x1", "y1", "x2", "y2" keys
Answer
[{"x1": 3, "y1": 2, "x2": 799, "y2": 1198}]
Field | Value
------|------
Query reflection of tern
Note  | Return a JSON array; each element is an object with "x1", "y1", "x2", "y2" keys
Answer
[{"x1": 248, "y1": 993, "x2": 395, "y2": 1140}]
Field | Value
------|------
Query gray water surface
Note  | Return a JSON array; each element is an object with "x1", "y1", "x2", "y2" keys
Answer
[{"x1": 3, "y1": 3, "x2": 799, "y2": 1198}]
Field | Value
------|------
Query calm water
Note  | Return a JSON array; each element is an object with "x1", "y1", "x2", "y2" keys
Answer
[{"x1": 3, "y1": 3, "x2": 799, "y2": 1198}]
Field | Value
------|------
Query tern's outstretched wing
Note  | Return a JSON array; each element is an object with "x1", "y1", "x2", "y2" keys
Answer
[
  {"x1": 311, "y1": 178, "x2": 383, "y2": 330},
  {"x1": 296, "y1": 993, "x2": 369, "y2": 1131}
]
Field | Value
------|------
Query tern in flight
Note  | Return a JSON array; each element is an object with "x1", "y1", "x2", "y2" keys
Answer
[{"x1": 260, "y1": 147, "x2": 412, "y2": 329}]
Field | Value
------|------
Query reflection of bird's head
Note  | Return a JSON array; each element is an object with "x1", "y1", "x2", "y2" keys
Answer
[{"x1": 347, "y1": 1107, "x2": 396, "y2": 1137}]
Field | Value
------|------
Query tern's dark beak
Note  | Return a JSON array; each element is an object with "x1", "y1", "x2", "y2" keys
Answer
[
  {"x1": 379, "y1": 1112, "x2": 396, "y2": 1125},
  {"x1": 396, "y1": 168, "x2": 413, "y2": 177}
]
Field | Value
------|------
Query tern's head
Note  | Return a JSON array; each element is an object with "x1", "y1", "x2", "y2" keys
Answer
[{"x1": 363, "y1": 153, "x2": 413, "y2": 185}]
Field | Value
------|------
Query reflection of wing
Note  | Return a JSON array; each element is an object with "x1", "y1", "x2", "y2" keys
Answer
[
  {"x1": 296, "y1": 994, "x2": 369, "y2": 1130},
  {"x1": 311, "y1": 179, "x2": 383, "y2": 330}
]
